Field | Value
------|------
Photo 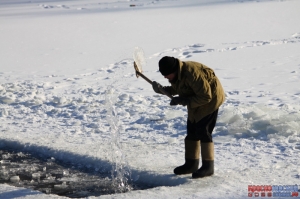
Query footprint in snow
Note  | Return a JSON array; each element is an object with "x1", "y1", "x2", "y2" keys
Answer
[
  {"x1": 192, "y1": 50, "x2": 206, "y2": 53},
  {"x1": 39, "y1": 4, "x2": 54, "y2": 9},
  {"x1": 292, "y1": 32, "x2": 300, "y2": 39},
  {"x1": 106, "y1": 69, "x2": 114, "y2": 73},
  {"x1": 56, "y1": 5, "x2": 70, "y2": 9},
  {"x1": 147, "y1": 34, "x2": 300, "y2": 65}
]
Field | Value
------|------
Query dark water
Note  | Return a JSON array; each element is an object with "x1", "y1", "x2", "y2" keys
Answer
[{"x1": 0, "y1": 149, "x2": 152, "y2": 198}]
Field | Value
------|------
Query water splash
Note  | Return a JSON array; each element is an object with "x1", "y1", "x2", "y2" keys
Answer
[{"x1": 105, "y1": 86, "x2": 132, "y2": 193}]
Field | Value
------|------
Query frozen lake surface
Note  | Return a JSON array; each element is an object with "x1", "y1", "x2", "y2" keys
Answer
[{"x1": 1, "y1": 0, "x2": 300, "y2": 198}]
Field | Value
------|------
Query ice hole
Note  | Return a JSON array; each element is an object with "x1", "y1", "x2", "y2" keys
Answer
[{"x1": 0, "y1": 148, "x2": 185, "y2": 198}]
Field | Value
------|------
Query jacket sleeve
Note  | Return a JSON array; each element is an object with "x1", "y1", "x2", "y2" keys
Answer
[
  {"x1": 164, "y1": 86, "x2": 178, "y2": 96},
  {"x1": 187, "y1": 74, "x2": 212, "y2": 108}
]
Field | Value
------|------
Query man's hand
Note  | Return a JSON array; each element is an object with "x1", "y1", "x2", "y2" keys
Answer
[
  {"x1": 170, "y1": 97, "x2": 189, "y2": 106},
  {"x1": 152, "y1": 81, "x2": 163, "y2": 94},
  {"x1": 152, "y1": 81, "x2": 173, "y2": 98}
]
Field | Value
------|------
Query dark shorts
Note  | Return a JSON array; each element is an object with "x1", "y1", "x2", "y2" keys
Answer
[{"x1": 186, "y1": 109, "x2": 219, "y2": 142}]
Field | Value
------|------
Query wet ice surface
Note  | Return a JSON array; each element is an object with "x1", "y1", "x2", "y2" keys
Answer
[{"x1": 0, "y1": 149, "x2": 152, "y2": 198}]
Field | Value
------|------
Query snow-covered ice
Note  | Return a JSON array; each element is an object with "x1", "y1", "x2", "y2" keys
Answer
[{"x1": 0, "y1": 0, "x2": 300, "y2": 198}]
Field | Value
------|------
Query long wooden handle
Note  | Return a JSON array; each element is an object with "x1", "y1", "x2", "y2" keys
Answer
[
  {"x1": 134, "y1": 63, "x2": 173, "y2": 99},
  {"x1": 136, "y1": 71, "x2": 173, "y2": 98},
  {"x1": 136, "y1": 70, "x2": 153, "y2": 84}
]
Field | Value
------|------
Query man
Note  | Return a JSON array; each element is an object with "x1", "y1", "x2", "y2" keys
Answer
[{"x1": 152, "y1": 56, "x2": 225, "y2": 178}]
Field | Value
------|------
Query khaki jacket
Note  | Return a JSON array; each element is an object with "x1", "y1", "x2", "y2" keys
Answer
[{"x1": 167, "y1": 59, "x2": 225, "y2": 122}]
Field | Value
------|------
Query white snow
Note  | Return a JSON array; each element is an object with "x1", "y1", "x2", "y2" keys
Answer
[{"x1": 1, "y1": 0, "x2": 300, "y2": 198}]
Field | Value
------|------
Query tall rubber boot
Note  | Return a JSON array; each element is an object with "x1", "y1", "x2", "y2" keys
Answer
[
  {"x1": 174, "y1": 139, "x2": 200, "y2": 175},
  {"x1": 192, "y1": 142, "x2": 214, "y2": 178}
]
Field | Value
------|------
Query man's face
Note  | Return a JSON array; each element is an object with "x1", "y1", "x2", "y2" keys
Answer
[{"x1": 164, "y1": 72, "x2": 177, "y2": 83}]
